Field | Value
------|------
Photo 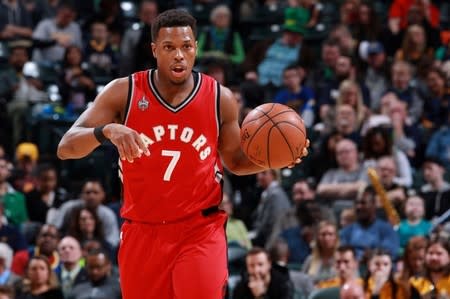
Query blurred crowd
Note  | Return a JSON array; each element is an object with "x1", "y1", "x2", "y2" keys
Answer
[{"x1": 0, "y1": 0, "x2": 449, "y2": 298}]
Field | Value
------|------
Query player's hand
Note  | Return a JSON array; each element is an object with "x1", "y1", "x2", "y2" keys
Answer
[
  {"x1": 103, "y1": 124, "x2": 150, "y2": 162},
  {"x1": 288, "y1": 139, "x2": 310, "y2": 168}
]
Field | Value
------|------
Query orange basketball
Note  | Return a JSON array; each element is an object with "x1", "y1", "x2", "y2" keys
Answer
[{"x1": 240, "y1": 103, "x2": 307, "y2": 169}]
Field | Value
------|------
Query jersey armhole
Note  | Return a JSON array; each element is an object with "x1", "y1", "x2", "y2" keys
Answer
[
  {"x1": 215, "y1": 81, "x2": 221, "y2": 136},
  {"x1": 122, "y1": 74, "x2": 134, "y2": 125}
]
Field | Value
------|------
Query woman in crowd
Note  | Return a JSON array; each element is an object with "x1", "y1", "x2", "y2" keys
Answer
[
  {"x1": 15, "y1": 256, "x2": 63, "y2": 299},
  {"x1": 301, "y1": 220, "x2": 339, "y2": 284}
]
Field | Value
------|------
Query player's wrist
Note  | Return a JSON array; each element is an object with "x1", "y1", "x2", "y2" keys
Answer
[{"x1": 94, "y1": 125, "x2": 109, "y2": 144}]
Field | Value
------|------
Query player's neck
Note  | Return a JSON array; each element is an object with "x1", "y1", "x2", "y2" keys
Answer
[{"x1": 153, "y1": 70, "x2": 194, "y2": 105}]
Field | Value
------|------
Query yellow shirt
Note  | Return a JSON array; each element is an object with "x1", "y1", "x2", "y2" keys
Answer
[
  {"x1": 410, "y1": 275, "x2": 450, "y2": 297},
  {"x1": 317, "y1": 277, "x2": 363, "y2": 289},
  {"x1": 366, "y1": 277, "x2": 409, "y2": 299}
]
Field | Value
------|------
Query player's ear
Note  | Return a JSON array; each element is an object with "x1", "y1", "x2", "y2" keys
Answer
[{"x1": 151, "y1": 42, "x2": 157, "y2": 58}]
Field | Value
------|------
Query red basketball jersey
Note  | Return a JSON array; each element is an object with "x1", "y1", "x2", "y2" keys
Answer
[{"x1": 120, "y1": 70, "x2": 223, "y2": 223}]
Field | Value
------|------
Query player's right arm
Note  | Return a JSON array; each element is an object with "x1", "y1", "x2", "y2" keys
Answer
[{"x1": 57, "y1": 78, "x2": 149, "y2": 161}]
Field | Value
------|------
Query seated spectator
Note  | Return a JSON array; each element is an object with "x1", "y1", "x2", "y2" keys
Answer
[
  {"x1": 274, "y1": 64, "x2": 315, "y2": 127},
  {"x1": 119, "y1": 0, "x2": 158, "y2": 76},
  {"x1": 373, "y1": 157, "x2": 408, "y2": 218},
  {"x1": 395, "y1": 24, "x2": 434, "y2": 72},
  {"x1": 340, "y1": 208, "x2": 356, "y2": 228},
  {"x1": 66, "y1": 206, "x2": 113, "y2": 258},
  {"x1": 84, "y1": 20, "x2": 117, "y2": 76},
  {"x1": 0, "y1": 157, "x2": 28, "y2": 227},
  {"x1": 362, "y1": 126, "x2": 413, "y2": 188},
  {"x1": 301, "y1": 220, "x2": 339, "y2": 284},
  {"x1": 419, "y1": 156, "x2": 450, "y2": 220},
  {"x1": 363, "y1": 248, "x2": 409, "y2": 299},
  {"x1": 220, "y1": 193, "x2": 252, "y2": 250},
  {"x1": 410, "y1": 237, "x2": 450, "y2": 297},
  {"x1": 395, "y1": 236, "x2": 427, "y2": 287},
  {"x1": 386, "y1": 60, "x2": 424, "y2": 125},
  {"x1": 0, "y1": 0, "x2": 33, "y2": 40},
  {"x1": 278, "y1": 223, "x2": 311, "y2": 266},
  {"x1": 317, "y1": 245, "x2": 361, "y2": 288},
  {"x1": 0, "y1": 201, "x2": 28, "y2": 254},
  {"x1": 197, "y1": 4, "x2": 245, "y2": 66},
  {"x1": 251, "y1": 170, "x2": 291, "y2": 248},
  {"x1": 0, "y1": 243, "x2": 21, "y2": 287},
  {"x1": 25, "y1": 163, "x2": 68, "y2": 224},
  {"x1": 316, "y1": 139, "x2": 367, "y2": 214},
  {"x1": 232, "y1": 247, "x2": 294, "y2": 299},
  {"x1": 321, "y1": 104, "x2": 361, "y2": 146},
  {"x1": 423, "y1": 67, "x2": 450, "y2": 130},
  {"x1": 336, "y1": 80, "x2": 368, "y2": 129},
  {"x1": 397, "y1": 195, "x2": 431, "y2": 252},
  {"x1": 50, "y1": 179, "x2": 119, "y2": 249},
  {"x1": 57, "y1": 236, "x2": 88, "y2": 298},
  {"x1": 68, "y1": 248, "x2": 121, "y2": 299},
  {"x1": 11, "y1": 142, "x2": 39, "y2": 194},
  {"x1": 15, "y1": 256, "x2": 63, "y2": 299},
  {"x1": 32, "y1": 3, "x2": 82, "y2": 63},
  {"x1": 388, "y1": 0, "x2": 440, "y2": 34},
  {"x1": 339, "y1": 186, "x2": 400, "y2": 261},
  {"x1": 59, "y1": 46, "x2": 96, "y2": 111}
]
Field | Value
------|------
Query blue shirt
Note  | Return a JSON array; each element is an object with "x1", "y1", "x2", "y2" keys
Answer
[
  {"x1": 274, "y1": 86, "x2": 315, "y2": 113},
  {"x1": 339, "y1": 219, "x2": 400, "y2": 260},
  {"x1": 280, "y1": 226, "x2": 311, "y2": 265}
]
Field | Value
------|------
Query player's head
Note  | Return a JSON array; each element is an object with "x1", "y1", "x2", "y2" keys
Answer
[{"x1": 151, "y1": 9, "x2": 197, "y2": 85}]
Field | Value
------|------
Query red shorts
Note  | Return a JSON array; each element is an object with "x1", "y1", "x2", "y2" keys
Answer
[{"x1": 118, "y1": 211, "x2": 228, "y2": 299}]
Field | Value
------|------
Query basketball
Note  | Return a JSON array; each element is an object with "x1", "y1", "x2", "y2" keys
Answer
[{"x1": 240, "y1": 103, "x2": 307, "y2": 169}]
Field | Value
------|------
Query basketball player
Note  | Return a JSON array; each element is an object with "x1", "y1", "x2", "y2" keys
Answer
[{"x1": 57, "y1": 9, "x2": 308, "y2": 299}]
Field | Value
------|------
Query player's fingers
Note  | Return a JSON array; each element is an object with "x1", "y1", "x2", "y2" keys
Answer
[
  {"x1": 121, "y1": 139, "x2": 135, "y2": 163},
  {"x1": 305, "y1": 138, "x2": 310, "y2": 148},
  {"x1": 115, "y1": 143, "x2": 127, "y2": 161},
  {"x1": 134, "y1": 133, "x2": 150, "y2": 156},
  {"x1": 302, "y1": 147, "x2": 309, "y2": 157}
]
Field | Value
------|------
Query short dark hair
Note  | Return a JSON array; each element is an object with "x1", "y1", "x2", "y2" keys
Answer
[
  {"x1": 87, "y1": 247, "x2": 111, "y2": 263},
  {"x1": 151, "y1": 9, "x2": 197, "y2": 42},
  {"x1": 336, "y1": 245, "x2": 356, "y2": 258},
  {"x1": 247, "y1": 247, "x2": 270, "y2": 260},
  {"x1": 0, "y1": 285, "x2": 14, "y2": 298},
  {"x1": 359, "y1": 185, "x2": 376, "y2": 202}
]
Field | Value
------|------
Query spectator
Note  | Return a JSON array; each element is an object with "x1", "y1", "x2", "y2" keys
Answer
[
  {"x1": 25, "y1": 163, "x2": 68, "y2": 224},
  {"x1": 15, "y1": 256, "x2": 63, "y2": 299},
  {"x1": 361, "y1": 42, "x2": 390, "y2": 111},
  {"x1": 395, "y1": 24, "x2": 434, "y2": 75},
  {"x1": 317, "y1": 245, "x2": 361, "y2": 288},
  {"x1": 395, "y1": 236, "x2": 427, "y2": 287},
  {"x1": 397, "y1": 195, "x2": 431, "y2": 251},
  {"x1": 233, "y1": 247, "x2": 294, "y2": 299},
  {"x1": 363, "y1": 248, "x2": 409, "y2": 299},
  {"x1": 58, "y1": 46, "x2": 96, "y2": 111},
  {"x1": 50, "y1": 179, "x2": 119, "y2": 249},
  {"x1": 26, "y1": 225, "x2": 61, "y2": 275},
  {"x1": 339, "y1": 186, "x2": 400, "y2": 260},
  {"x1": 387, "y1": 60, "x2": 424, "y2": 125},
  {"x1": 0, "y1": 0, "x2": 33, "y2": 40},
  {"x1": 0, "y1": 243, "x2": 21, "y2": 287},
  {"x1": 220, "y1": 193, "x2": 252, "y2": 250},
  {"x1": 336, "y1": 80, "x2": 368, "y2": 128},
  {"x1": 353, "y1": 1, "x2": 381, "y2": 42},
  {"x1": 388, "y1": 0, "x2": 440, "y2": 33},
  {"x1": 68, "y1": 248, "x2": 121, "y2": 299},
  {"x1": 328, "y1": 25, "x2": 357, "y2": 56},
  {"x1": 423, "y1": 67, "x2": 450, "y2": 130},
  {"x1": 11, "y1": 142, "x2": 39, "y2": 194},
  {"x1": 57, "y1": 236, "x2": 88, "y2": 298},
  {"x1": 301, "y1": 220, "x2": 339, "y2": 284},
  {"x1": 316, "y1": 139, "x2": 367, "y2": 214},
  {"x1": 32, "y1": 3, "x2": 82, "y2": 63},
  {"x1": 251, "y1": 170, "x2": 291, "y2": 248},
  {"x1": 0, "y1": 200, "x2": 28, "y2": 254},
  {"x1": 410, "y1": 237, "x2": 450, "y2": 297},
  {"x1": 0, "y1": 157, "x2": 28, "y2": 227},
  {"x1": 362, "y1": 126, "x2": 413, "y2": 188},
  {"x1": 84, "y1": 20, "x2": 117, "y2": 76},
  {"x1": 119, "y1": 0, "x2": 158, "y2": 76},
  {"x1": 340, "y1": 208, "x2": 356, "y2": 228},
  {"x1": 419, "y1": 156, "x2": 450, "y2": 220},
  {"x1": 197, "y1": 4, "x2": 245, "y2": 66},
  {"x1": 274, "y1": 64, "x2": 315, "y2": 127},
  {"x1": 66, "y1": 206, "x2": 113, "y2": 257}
]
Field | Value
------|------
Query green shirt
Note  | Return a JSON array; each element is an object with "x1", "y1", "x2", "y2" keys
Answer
[
  {"x1": 226, "y1": 217, "x2": 252, "y2": 249},
  {"x1": 0, "y1": 184, "x2": 29, "y2": 226}
]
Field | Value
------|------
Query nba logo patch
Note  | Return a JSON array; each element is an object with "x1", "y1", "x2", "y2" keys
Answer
[{"x1": 138, "y1": 97, "x2": 149, "y2": 111}]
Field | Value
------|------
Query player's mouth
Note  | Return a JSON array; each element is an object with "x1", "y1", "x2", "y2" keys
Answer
[{"x1": 171, "y1": 65, "x2": 187, "y2": 78}]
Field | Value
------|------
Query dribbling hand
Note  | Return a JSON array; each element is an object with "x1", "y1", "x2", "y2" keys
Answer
[
  {"x1": 104, "y1": 124, "x2": 150, "y2": 163},
  {"x1": 288, "y1": 139, "x2": 310, "y2": 169}
]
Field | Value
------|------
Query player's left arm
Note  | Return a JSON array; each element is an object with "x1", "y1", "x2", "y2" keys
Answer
[{"x1": 218, "y1": 85, "x2": 267, "y2": 175}]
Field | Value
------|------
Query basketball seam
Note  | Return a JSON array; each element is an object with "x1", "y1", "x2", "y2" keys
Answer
[
  {"x1": 242, "y1": 103, "x2": 275, "y2": 127},
  {"x1": 270, "y1": 123, "x2": 295, "y2": 165}
]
